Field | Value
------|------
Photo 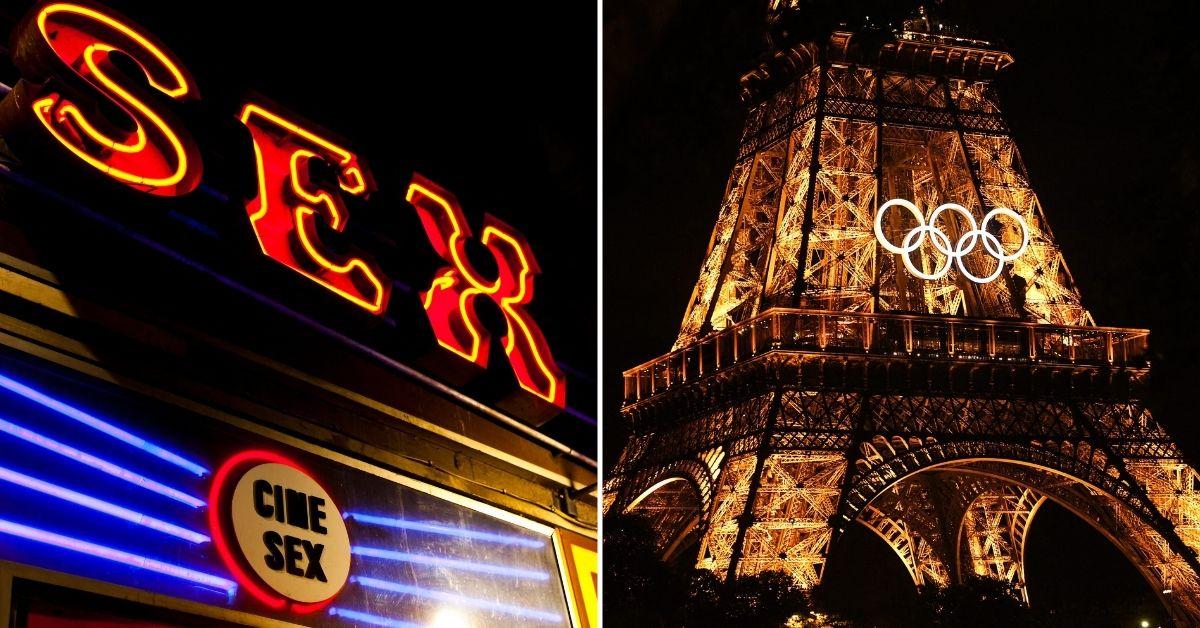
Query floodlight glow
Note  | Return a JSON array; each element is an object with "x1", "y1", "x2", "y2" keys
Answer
[
  {"x1": 873, "y1": 198, "x2": 1029, "y2": 284},
  {"x1": 0, "y1": 517, "x2": 235, "y2": 595},
  {"x1": 351, "y1": 576, "x2": 562, "y2": 623},
  {"x1": 0, "y1": 372, "x2": 208, "y2": 476},
  {"x1": 351, "y1": 545, "x2": 549, "y2": 580},
  {"x1": 345, "y1": 513, "x2": 544, "y2": 548},
  {"x1": 327, "y1": 608, "x2": 420, "y2": 628},
  {"x1": 0, "y1": 415, "x2": 204, "y2": 508},
  {"x1": 0, "y1": 464, "x2": 208, "y2": 543},
  {"x1": 430, "y1": 607, "x2": 471, "y2": 628}
]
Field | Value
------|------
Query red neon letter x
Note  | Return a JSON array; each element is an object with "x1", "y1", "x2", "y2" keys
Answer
[{"x1": 406, "y1": 174, "x2": 566, "y2": 408}]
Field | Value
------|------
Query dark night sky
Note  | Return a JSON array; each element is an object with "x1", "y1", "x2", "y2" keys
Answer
[
  {"x1": 0, "y1": 1, "x2": 597, "y2": 454},
  {"x1": 605, "y1": 0, "x2": 1200, "y2": 621}
]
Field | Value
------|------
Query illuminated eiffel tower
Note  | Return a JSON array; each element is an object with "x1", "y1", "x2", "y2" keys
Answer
[{"x1": 605, "y1": 2, "x2": 1200, "y2": 623}]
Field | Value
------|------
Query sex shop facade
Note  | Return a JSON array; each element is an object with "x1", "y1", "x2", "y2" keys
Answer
[{"x1": 0, "y1": 2, "x2": 598, "y2": 627}]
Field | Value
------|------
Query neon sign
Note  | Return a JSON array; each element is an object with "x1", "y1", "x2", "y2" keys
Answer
[
  {"x1": 0, "y1": 1, "x2": 567, "y2": 411},
  {"x1": 6, "y1": 2, "x2": 202, "y2": 196},
  {"x1": 210, "y1": 450, "x2": 351, "y2": 613},
  {"x1": 0, "y1": 371, "x2": 232, "y2": 601},
  {"x1": 408, "y1": 176, "x2": 566, "y2": 408},
  {"x1": 873, "y1": 198, "x2": 1029, "y2": 283},
  {"x1": 238, "y1": 103, "x2": 390, "y2": 315},
  {"x1": 0, "y1": 370, "x2": 575, "y2": 624}
]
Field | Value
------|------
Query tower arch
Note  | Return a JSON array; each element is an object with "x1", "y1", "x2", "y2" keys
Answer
[
  {"x1": 852, "y1": 455, "x2": 1200, "y2": 621},
  {"x1": 623, "y1": 474, "x2": 705, "y2": 560}
]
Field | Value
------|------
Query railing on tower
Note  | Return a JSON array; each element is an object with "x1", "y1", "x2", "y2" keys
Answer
[{"x1": 624, "y1": 309, "x2": 1150, "y2": 404}]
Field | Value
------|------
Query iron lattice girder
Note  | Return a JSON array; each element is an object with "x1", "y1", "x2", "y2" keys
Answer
[
  {"x1": 607, "y1": 377, "x2": 1200, "y2": 623},
  {"x1": 631, "y1": 309, "x2": 1148, "y2": 411},
  {"x1": 955, "y1": 480, "x2": 1043, "y2": 597},
  {"x1": 859, "y1": 472, "x2": 1043, "y2": 593},
  {"x1": 612, "y1": 318, "x2": 1167, "y2": 513},
  {"x1": 948, "y1": 461, "x2": 1200, "y2": 621},
  {"x1": 625, "y1": 352, "x2": 1150, "y2": 433},
  {"x1": 606, "y1": 339, "x2": 1200, "y2": 624},
  {"x1": 739, "y1": 97, "x2": 1008, "y2": 162},
  {"x1": 675, "y1": 29, "x2": 1089, "y2": 351},
  {"x1": 613, "y1": 387, "x2": 1177, "y2": 518},
  {"x1": 860, "y1": 472, "x2": 962, "y2": 588}
]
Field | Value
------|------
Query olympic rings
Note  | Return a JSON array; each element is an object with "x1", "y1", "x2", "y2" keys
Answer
[{"x1": 873, "y1": 198, "x2": 1029, "y2": 284}]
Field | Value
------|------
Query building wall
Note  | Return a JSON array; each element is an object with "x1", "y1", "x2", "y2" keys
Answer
[{"x1": 0, "y1": 168, "x2": 596, "y2": 625}]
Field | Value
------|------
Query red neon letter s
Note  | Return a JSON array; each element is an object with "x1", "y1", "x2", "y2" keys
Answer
[
  {"x1": 238, "y1": 103, "x2": 391, "y2": 315},
  {"x1": 406, "y1": 174, "x2": 566, "y2": 408},
  {"x1": 4, "y1": 2, "x2": 202, "y2": 195}
]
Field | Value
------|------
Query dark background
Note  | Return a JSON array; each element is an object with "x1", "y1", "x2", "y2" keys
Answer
[
  {"x1": 0, "y1": 0, "x2": 598, "y2": 455},
  {"x1": 605, "y1": 0, "x2": 1200, "y2": 623}
]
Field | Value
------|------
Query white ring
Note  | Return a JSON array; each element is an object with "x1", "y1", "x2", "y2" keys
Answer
[{"x1": 873, "y1": 198, "x2": 1029, "y2": 284}]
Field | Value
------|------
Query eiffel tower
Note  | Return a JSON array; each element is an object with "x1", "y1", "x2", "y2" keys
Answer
[{"x1": 604, "y1": 2, "x2": 1200, "y2": 623}]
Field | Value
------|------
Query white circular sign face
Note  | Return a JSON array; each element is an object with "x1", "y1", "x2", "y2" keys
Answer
[{"x1": 230, "y1": 462, "x2": 350, "y2": 604}]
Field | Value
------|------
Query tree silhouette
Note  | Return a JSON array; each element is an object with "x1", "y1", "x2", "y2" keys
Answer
[
  {"x1": 910, "y1": 576, "x2": 1040, "y2": 627},
  {"x1": 605, "y1": 514, "x2": 812, "y2": 627},
  {"x1": 603, "y1": 514, "x2": 687, "y2": 626},
  {"x1": 602, "y1": 514, "x2": 1117, "y2": 627}
]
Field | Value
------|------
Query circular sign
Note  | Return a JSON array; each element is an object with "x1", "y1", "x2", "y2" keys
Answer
[{"x1": 209, "y1": 451, "x2": 350, "y2": 613}]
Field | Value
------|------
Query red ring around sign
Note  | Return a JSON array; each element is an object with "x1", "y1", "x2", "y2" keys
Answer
[{"x1": 208, "y1": 449, "x2": 345, "y2": 613}]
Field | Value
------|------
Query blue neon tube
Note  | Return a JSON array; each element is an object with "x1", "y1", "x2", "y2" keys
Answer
[
  {"x1": 327, "y1": 608, "x2": 421, "y2": 628},
  {"x1": 351, "y1": 545, "x2": 549, "y2": 580},
  {"x1": 0, "y1": 518, "x2": 236, "y2": 595},
  {"x1": 351, "y1": 576, "x2": 562, "y2": 623},
  {"x1": 0, "y1": 465, "x2": 208, "y2": 543},
  {"x1": 0, "y1": 415, "x2": 204, "y2": 508},
  {"x1": 0, "y1": 372, "x2": 207, "y2": 477},
  {"x1": 345, "y1": 513, "x2": 545, "y2": 548}
]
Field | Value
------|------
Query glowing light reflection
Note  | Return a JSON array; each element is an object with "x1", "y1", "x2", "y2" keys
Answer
[
  {"x1": 327, "y1": 607, "x2": 420, "y2": 628},
  {"x1": 344, "y1": 513, "x2": 545, "y2": 548},
  {"x1": 351, "y1": 576, "x2": 561, "y2": 623},
  {"x1": 0, "y1": 372, "x2": 207, "y2": 476},
  {"x1": 351, "y1": 545, "x2": 549, "y2": 580},
  {"x1": 0, "y1": 518, "x2": 235, "y2": 595},
  {"x1": 0, "y1": 464, "x2": 207, "y2": 543},
  {"x1": 0, "y1": 415, "x2": 204, "y2": 508}
]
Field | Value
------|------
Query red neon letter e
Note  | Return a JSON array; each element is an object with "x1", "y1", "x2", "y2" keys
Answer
[{"x1": 237, "y1": 102, "x2": 390, "y2": 315}]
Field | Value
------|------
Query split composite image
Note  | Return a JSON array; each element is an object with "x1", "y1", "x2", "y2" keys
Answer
[{"x1": 0, "y1": 0, "x2": 1195, "y2": 627}]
